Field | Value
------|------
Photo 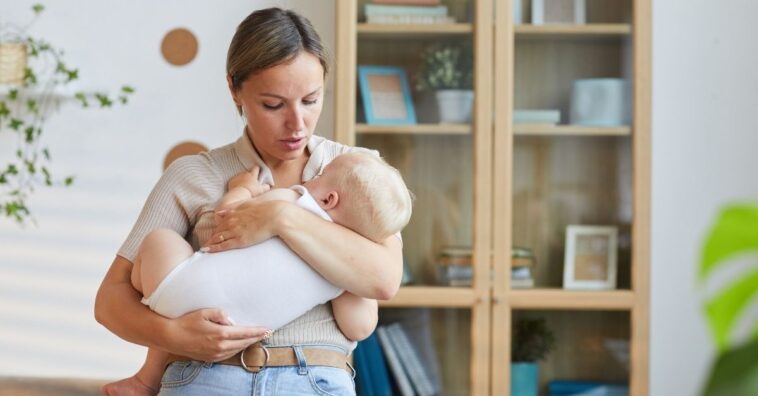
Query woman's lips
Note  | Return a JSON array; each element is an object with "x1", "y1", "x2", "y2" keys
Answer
[{"x1": 281, "y1": 137, "x2": 305, "y2": 151}]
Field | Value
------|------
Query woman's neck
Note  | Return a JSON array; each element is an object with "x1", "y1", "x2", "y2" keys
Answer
[{"x1": 249, "y1": 133, "x2": 309, "y2": 186}]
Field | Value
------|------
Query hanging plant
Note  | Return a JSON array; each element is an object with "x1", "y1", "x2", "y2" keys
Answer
[{"x1": 0, "y1": 4, "x2": 135, "y2": 224}]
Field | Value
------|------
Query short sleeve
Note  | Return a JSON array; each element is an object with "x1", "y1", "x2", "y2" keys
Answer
[{"x1": 117, "y1": 155, "x2": 223, "y2": 262}]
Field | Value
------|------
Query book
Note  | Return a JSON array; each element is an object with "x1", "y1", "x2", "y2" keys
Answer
[
  {"x1": 367, "y1": 15, "x2": 455, "y2": 24},
  {"x1": 513, "y1": 109, "x2": 561, "y2": 124},
  {"x1": 511, "y1": 278, "x2": 535, "y2": 288},
  {"x1": 548, "y1": 380, "x2": 629, "y2": 396},
  {"x1": 365, "y1": 4, "x2": 448, "y2": 17},
  {"x1": 354, "y1": 332, "x2": 393, "y2": 396},
  {"x1": 387, "y1": 323, "x2": 439, "y2": 395},
  {"x1": 376, "y1": 326, "x2": 415, "y2": 396},
  {"x1": 372, "y1": 0, "x2": 441, "y2": 5}
]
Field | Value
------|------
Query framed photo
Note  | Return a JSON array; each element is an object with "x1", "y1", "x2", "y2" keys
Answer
[
  {"x1": 532, "y1": 0, "x2": 586, "y2": 25},
  {"x1": 563, "y1": 225, "x2": 617, "y2": 290},
  {"x1": 357, "y1": 65, "x2": 417, "y2": 125}
]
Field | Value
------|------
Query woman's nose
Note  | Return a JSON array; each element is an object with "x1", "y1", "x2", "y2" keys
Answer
[{"x1": 285, "y1": 105, "x2": 306, "y2": 132}]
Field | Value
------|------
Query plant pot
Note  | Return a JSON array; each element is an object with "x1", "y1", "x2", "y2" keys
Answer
[
  {"x1": 0, "y1": 42, "x2": 28, "y2": 85},
  {"x1": 435, "y1": 89, "x2": 474, "y2": 123},
  {"x1": 511, "y1": 362, "x2": 539, "y2": 396}
]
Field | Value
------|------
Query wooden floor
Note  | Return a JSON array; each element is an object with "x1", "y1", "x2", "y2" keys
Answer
[{"x1": 0, "y1": 377, "x2": 107, "y2": 396}]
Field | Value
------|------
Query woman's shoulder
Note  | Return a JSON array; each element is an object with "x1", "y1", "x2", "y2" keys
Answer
[{"x1": 310, "y1": 135, "x2": 379, "y2": 159}]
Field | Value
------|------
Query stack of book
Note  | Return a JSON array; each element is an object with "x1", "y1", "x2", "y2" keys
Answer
[
  {"x1": 511, "y1": 246, "x2": 535, "y2": 288},
  {"x1": 354, "y1": 323, "x2": 441, "y2": 396},
  {"x1": 435, "y1": 246, "x2": 472, "y2": 286},
  {"x1": 365, "y1": 1, "x2": 455, "y2": 25}
]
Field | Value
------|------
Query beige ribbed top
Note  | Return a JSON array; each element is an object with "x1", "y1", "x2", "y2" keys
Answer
[{"x1": 118, "y1": 133, "x2": 376, "y2": 353}]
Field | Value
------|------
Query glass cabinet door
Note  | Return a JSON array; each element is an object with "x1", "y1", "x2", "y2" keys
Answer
[
  {"x1": 335, "y1": 0, "x2": 494, "y2": 394},
  {"x1": 492, "y1": 0, "x2": 649, "y2": 395}
]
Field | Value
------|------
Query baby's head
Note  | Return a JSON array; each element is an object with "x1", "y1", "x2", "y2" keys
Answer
[{"x1": 305, "y1": 152, "x2": 413, "y2": 242}]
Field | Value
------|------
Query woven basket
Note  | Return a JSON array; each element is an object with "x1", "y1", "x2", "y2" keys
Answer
[{"x1": 0, "y1": 42, "x2": 28, "y2": 85}]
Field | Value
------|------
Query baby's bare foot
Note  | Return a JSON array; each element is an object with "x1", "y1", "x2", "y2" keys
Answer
[{"x1": 101, "y1": 375, "x2": 157, "y2": 396}]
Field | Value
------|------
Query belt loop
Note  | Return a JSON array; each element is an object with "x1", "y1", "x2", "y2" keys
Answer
[{"x1": 293, "y1": 345, "x2": 308, "y2": 375}]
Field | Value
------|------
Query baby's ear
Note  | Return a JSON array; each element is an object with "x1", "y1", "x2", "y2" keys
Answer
[{"x1": 322, "y1": 191, "x2": 339, "y2": 210}]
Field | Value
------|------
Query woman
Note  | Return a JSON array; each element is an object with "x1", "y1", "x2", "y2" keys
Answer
[{"x1": 94, "y1": 7, "x2": 402, "y2": 395}]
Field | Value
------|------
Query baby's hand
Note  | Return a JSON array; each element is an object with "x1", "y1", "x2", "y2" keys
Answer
[{"x1": 229, "y1": 166, "x2": 271, "y2": 197}]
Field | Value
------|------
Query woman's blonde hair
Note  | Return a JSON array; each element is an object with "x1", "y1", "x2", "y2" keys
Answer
[
  {"x1": 226, "y1": 7, "x2": 329, "y2": 115},
  {"x1": 332, "y1": 152, "x2": 413, "y2": 242}
]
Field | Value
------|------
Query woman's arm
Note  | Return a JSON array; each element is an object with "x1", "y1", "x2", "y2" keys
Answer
[
  {"x1": 206, "y1": 200, "x2": 403, "y2": 300},
  {"x1": 94, "y1": 255, "x2": 269, "y2": 361}
]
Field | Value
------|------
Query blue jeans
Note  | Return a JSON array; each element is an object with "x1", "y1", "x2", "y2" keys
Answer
[{"x1": 158, "y1": 345, "x2": 356, "y2": 396}]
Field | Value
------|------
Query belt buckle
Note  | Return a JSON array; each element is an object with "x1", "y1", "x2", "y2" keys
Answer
[{"x1": 240, "y1": 343, "x2": 269, "y2": 373}]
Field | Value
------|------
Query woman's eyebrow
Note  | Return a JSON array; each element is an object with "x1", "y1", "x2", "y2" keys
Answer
[{"x1": 259, "y1": 87, "x2": 322, "y2": 99}]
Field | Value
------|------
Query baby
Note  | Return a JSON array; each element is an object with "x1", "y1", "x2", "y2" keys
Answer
[{"x1": 102, "y1": 152, "x2": 413, "y2": 395}]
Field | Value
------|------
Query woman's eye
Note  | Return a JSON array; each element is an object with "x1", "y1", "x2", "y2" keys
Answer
[
  {"x1": 264, "y1": 103, "x2": 283, "y2": 110},
  {"x1": 303, "y1": 98, "x2": 318, "y2": 105}
]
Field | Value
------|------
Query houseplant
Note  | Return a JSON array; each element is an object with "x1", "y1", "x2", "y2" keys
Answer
[
  {"x1": 415, "y1": 43, "x2": 474, "y2": 123},
  {"x1": 512, "y1": 317, "x2": 556, "y2": 396},
  {"x1": 0, "y1": 4, "x2": 134, "y2": 224}
]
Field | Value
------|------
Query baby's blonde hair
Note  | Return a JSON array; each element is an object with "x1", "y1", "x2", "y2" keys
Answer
[{"x1": 331, "y1": 152, "x2": 413, "y2": 242}]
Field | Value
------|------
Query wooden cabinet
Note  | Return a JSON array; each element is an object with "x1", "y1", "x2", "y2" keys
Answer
[{"x1": 334, "y1": 0, "x2": 649, "y2": 394}]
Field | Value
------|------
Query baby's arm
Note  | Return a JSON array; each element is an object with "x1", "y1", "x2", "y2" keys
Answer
[
  {"x1": 331, "y1": 292, "x2": 378, "y2": 341},
  {"x1": 217, "y1": 166, "x2": 272, "y2": 211}
]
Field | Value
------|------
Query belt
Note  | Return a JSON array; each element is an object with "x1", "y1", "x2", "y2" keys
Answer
[{"x1": 165, "y1": 343, "x2": 351, "y2": 374}]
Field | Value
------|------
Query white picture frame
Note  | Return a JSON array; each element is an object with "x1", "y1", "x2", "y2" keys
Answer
[
  {"x1": 532, "y1": 0, "x2": 586, "y2": 25},
  {"x1": 563, "y1": 225, "x2": 618, "y2": 290}
]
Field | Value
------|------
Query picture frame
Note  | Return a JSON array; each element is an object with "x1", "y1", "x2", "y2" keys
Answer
[
  {"x1": 357, "y1": 65, "x2": 417, "y2": 125},
  {"x1": 563, "y1": 225, "x2": 618, "y2": 290},
  {"x1": 532, "y1": 0, "x2": 586, "y2": 25}
]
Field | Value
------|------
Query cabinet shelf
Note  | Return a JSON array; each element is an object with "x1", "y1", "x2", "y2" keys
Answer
[
  {"x1": 358, "y1": 23, "x2": 472, "y2": 37},
  {"x1": 514, "y1": 124, "x2": 631, "y2": 136},
  {"x1": 379, "y1": 286, "x2": 478, "y2": 308},
  {"x1": 356, "y1": 123, "x2": 471, "y2": 135},
  {"x1": 515, "y1": 23, "x2": 631, "y2": 38},
  {"x1": 508, "y1": 289, "x2": 635, "y2": 310}
]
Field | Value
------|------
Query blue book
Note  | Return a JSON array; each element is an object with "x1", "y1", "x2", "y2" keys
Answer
[
  {"x1": 549, "y1": 380, "x2": 628, "y2": 396},
  {"x1": 358, "y1": 332, "x2": 393, "y2": 396},
  {"x1": 353, "y1": 339, "x2": 375, "y2": 396}
]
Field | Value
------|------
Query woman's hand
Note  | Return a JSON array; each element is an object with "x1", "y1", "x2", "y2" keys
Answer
[
  {"x1": 204, "y1": 199, "x2": 291, "y2": 253},
  {"x1": 165, "y1": 308, "x2": 270, "y2": 362}
]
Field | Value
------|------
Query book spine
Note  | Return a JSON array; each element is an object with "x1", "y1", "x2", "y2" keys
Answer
[
  {"x1": 388, "y1": 323, "x2": 437, "y2": 395},
  {"x1": 365, "y1": 4, "x2": 448, "y2": 17},
  {"x1": 376, "y1": 326, "x2": 415, "y2": 396}
]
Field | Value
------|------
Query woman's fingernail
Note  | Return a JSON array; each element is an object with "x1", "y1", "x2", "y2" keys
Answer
[
  {"x1": 226, "y1": 316, "x2": 237, "y2": 325},
  {"x1": 263, "y1": 329, "x2": 273, "y2": 339}
]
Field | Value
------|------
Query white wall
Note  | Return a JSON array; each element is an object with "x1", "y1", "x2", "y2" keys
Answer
[
  {"x1": 3, "y1": 0, "x2": 758, "y2": 391},
  {"x1": 0, "y1": 0, "x2": 334, "y2": 379},
  {"x1": 651, "y1": 0, "x2": 758, "y2": 395}
]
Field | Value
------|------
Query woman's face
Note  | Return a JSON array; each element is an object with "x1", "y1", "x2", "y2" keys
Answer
[{"x1": 230, "y1": 51, "x2": 325, "y2": 164}]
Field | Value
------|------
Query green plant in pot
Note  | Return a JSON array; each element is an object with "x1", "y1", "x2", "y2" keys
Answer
[
  {"x1": 415, "y1": 43, "x2": 474, "y2": 123},
  {"x1": 0, "y1": 3, "x2": 134, "y2": 224},
  {"x1": 512, "y1": 317, "x2": 556, "y2": 396}
]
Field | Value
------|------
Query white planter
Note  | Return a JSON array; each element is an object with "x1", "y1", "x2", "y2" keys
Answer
[
  {"x1": 435, "y1": 89, "x2": 474, "y2": 123},
  {"x1": 0, "y1": 42, "x2": 28, "y2": 85}
]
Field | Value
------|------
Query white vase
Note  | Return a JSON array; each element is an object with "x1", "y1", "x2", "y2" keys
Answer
[{"x1": 435, "y1": 89, "x2": 474, "y2": 123}]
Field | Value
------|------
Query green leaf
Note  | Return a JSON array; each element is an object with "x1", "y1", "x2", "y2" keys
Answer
[
  {"x1": 23, "y1": 67, "x2": 37, "y2": 85},
  {"x1": 32, "y1": 4, "x2": 45, "y2": 14},
  {"x1": 121, "y1": 86, "x2": 135, "y2": 94},
  {"x1": 67, "y1": 69, "x2": 79, "y2": 81},
  {"x1": 95, "y1": 93, "x2": 113, "y2": 108},
  {"x1": 42, "y1": 148, "x2": 50, "y2": 160},
  {"x1": 7, "y1": 164, "x2": 18, "y2": 175},
  {"x1": 74, "y1": 92, "x2": 89, "y2": 108},
  {"x1": 8, "y1": 90, "x2": 18, "y2": 101},
  {"x1": 64, "y1": 176, "x2": 74, "y2": 186},
  {"x1": 702, "y1": 340, "x2": 758, "y2": 396},
  {"x1": 41, "y1": 167, "x2": 52, "y2": 186},
  {"x1": 25, "y1": 127, "x2": 35, "y2": 143},
  {"x1": 26, "y1": 99, "x2": 39, "y2": 114},
  {"x1": 9, "y1": 118, "x2": 23, "y2": 130},
  {"x1": 0, "y1": 102, "x2": 9, "y2": 117}
]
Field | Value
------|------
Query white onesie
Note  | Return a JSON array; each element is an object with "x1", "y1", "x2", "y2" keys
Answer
[{"x1": 141, "y1": 185, "x2": 343, "y2": 330}]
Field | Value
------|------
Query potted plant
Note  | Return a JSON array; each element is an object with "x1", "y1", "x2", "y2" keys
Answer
[
  {"x1": 512, "y1": 317, "x2": 556, "y2": 396},
  {"x1": 415, "y1": 43, "x2": 474, "y2": 123},
  {"x1": 0, "y1": 4, "x2": 134, "y2": 224}
]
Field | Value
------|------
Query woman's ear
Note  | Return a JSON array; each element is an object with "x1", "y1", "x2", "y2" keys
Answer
[
  {"x1": 227, "y1": 74, "x2": 240, "y2": 106},
  {"x1": 322, "y1": 191, "x2": 339, "y2": 210}
]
